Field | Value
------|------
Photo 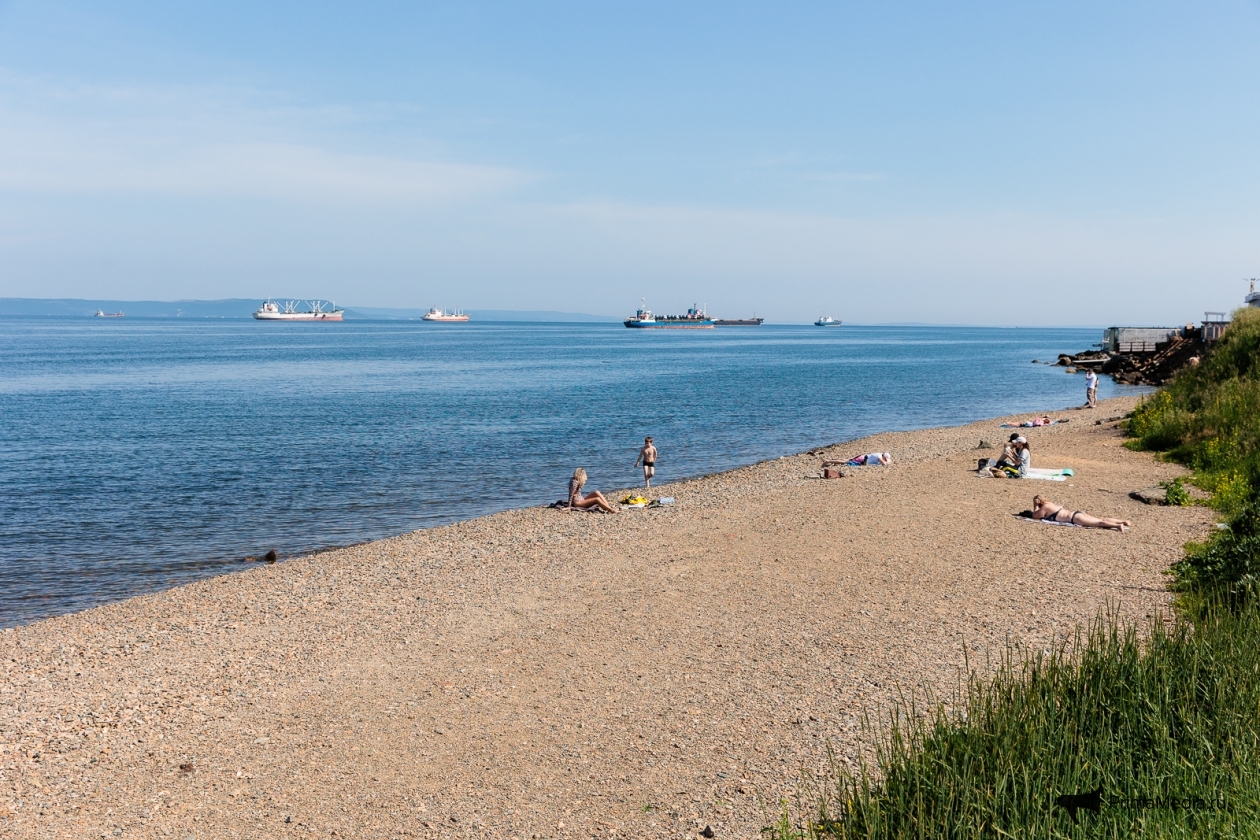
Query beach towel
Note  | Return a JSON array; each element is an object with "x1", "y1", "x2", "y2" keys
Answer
[
  {"x1": 1014, "y1": 514, "x2": 1079, "y2": 527},
  {"x1": 1026, "y1": 467, "x2": 1075, "y2": 478},
  {"x1": 548, "y1": 500, "x2": 604, "y2": 512},
  {"x1": 975, "y1": 469, "x2": 1067, "y2": 481},
  {"x1": 1000, "y1": 420, "x2": 1064, "y2": 428}
]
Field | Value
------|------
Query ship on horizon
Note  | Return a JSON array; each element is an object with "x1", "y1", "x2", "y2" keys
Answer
[
  {"x1": 421, "y1": 307, "x2": 470, "y2": 322},
  {"x1": 624, "y1": 302, "x2": 714, "y2": 329},
  {"x1": 814, "y1": 315, "x2": 842, "y2": 327},
  {"x1": 94, "y1": 309, "x2": 124, "y2": 318},
  {"x1": 253, "y1": 299, "x2": 344, "y2": 321}
]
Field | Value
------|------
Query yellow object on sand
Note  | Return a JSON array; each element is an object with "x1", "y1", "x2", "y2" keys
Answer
[{"x1": 621, "y1": 495, "x2": 649, "y2": 506}]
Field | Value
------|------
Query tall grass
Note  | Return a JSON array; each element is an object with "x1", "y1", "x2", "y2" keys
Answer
[
  {"x1": 775, "y1": 312, "x2": 1260, "y2": 837},
  {"x1": 772, "y1": 603, "x2": 1260, "y2": 838}
]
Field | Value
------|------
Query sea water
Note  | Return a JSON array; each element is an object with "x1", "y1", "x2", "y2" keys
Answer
[{"x1": 0, "y1": 319, "x2": 1142, "y2": 626}]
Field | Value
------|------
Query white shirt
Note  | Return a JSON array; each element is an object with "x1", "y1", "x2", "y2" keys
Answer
[{"x1": 1086, "y1": 371, "x2": 1098, "y2": 388}]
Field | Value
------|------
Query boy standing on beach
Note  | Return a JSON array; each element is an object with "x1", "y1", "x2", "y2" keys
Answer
[
  {"x1": 1085, "y1": 369, "x2": 1098, "y2": 408},
  {"x1": 635, "y1": 437, "x2": 658, "y2": 488}
]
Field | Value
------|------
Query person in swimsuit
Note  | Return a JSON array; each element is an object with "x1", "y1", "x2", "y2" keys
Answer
[
  {"x1": 635, "y1": 437, "x2": 658, "y2": 488},
  {"x1": 845, "y1": 452, "x2": 892, "y2": 466},
  {"x1": 568, "y1": 468, "x2": 617, "y2": 513},
  {"x1": 1031, "y1": 495, "x2": 1130, "y2": 531}
]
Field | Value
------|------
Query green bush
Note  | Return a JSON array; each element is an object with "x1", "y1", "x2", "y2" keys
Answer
[
  {"x1": 1171, "y1": 491, "x2": 1260, "y2": 596},
  {"x1": 1159, "y1": 477, "x2": 1193, "y2": 507},
  {"x1": 1130, "y1": 307, "x2": 1260, "y2": 504}
]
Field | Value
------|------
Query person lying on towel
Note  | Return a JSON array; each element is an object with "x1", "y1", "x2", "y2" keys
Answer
[
  {"x1": 845, "y1": 452, "x2": 891, "y2": 466},
  {"x1": 1031, "y1": 495, "x2": 1130, "y2": 531}
]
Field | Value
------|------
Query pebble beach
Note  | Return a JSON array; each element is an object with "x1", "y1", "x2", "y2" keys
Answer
[{"x1": 0, "y1": 396, "x2": 1216, "y2": 839}]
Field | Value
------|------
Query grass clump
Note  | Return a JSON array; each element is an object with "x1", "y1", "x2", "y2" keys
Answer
[
  {"x1": 771, "y1": 604, "x2": 1260, "y2": 838},
  {"x1": 775, "y1": 312, "x2": 1260, "y2": 837}
]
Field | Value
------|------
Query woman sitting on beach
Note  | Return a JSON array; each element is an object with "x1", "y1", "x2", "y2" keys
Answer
[
  {"x1": 1031, "y1": 495, "x2": 1130, "y2": 531},
  {"x1": 988, "y1": 436, "x2": 1028, "y2": 478},
  {"x1": 568, "y1": 468, "x2": 618, "y2": 513}
]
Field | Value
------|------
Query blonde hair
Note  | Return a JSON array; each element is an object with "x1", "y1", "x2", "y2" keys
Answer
[
  {"x1": 1033, "y1": 495, "x2": 1045, "y2": 508},
  {"x1": 572, "y1": 467, "x2": 587, "y2": 488}
]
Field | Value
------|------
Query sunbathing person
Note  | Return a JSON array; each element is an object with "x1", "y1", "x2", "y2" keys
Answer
[
  {"x1": 1031, "y1": 495, "x2": 1130, "y2": 531},
  {"x1": 845, "y1": 452, "x2": 891, "y2": 466},
  {"x1": 568, "y1": 468, "x2": 618, "y2": 513}
]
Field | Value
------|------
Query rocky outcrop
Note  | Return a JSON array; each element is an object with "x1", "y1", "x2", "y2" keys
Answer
[{"x1": 1059, "y1": 328, "x2": 1203, "y2": 387}]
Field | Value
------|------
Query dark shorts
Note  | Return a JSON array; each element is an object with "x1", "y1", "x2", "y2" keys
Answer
[{"x1": 644, "y1": 462, "x2": 655, "y2": 468}]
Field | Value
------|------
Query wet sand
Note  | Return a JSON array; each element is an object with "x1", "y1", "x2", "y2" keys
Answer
[{"x1": 0, "y1": 397, "x2": 1215, "y2": 839}]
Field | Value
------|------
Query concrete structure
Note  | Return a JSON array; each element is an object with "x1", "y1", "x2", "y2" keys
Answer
[{"x1": 1102, "y1": 326, "x2": 1181, "y2": 354}]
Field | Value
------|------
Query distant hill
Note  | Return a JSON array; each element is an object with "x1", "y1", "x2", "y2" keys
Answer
[
  {"x1": 0, "y1": 298, "x2": 261, "y2": 318},
  {"x1": 0, "y1": 299, "x2": 617, "y2": 322}
]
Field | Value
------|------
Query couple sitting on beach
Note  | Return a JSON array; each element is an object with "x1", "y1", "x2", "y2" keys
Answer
[{"x1": 984, "y1": 434, "x2": 1030, "y2": 478}]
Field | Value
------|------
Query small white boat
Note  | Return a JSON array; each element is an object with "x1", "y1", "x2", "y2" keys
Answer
[
  {"x1": 814, "y1": 316, "x2": 842, "y2": 327},
  {"x1": 421, "y1": 307, "x2": 470, "y2": 322},
  {"x1": 253, "y1": 299, "x2": 344, "y2": 321}
]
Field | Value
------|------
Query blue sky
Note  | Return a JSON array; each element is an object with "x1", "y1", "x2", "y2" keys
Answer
[{"x1": 0, "y1": 1, "x2": 1257, "y2": 323}]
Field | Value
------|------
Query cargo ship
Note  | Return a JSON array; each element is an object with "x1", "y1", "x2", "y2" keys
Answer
[
  {"x1": 814, "y1": 316, "x2": 842, "y2": 327},
  {"x1": 713, "y1": 316, "x2": 764, "y2": 326},
  {"x1": 624, "y1": 303, "x2": 714, "y2": 329},
  {"x1": 94, "y1": 309, "x2": 124, "y2": 318},
  {"x1": 421, "y1": 308, "x2": 470, "y2": 322},
  {"x1": 253, "y1": 299, "x2": 344, "y2": 321}
]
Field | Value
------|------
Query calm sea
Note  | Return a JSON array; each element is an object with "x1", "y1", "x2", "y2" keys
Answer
[{"x1": 0, "y1": 319, "x2": 1142, "y2": 626}]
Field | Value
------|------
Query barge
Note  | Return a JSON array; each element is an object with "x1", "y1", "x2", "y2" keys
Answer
[{"x1": 625, "y1": 303, "x2": 714, "y2": 329}]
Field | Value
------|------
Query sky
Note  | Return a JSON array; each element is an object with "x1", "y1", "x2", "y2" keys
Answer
[{"x1": 0, "y1": 1, "x2": 1257, "y2": 324}]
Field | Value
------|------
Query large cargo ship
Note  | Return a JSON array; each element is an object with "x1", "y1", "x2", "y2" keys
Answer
[
  {"x1": 713, "y1": 316, "x2": 764, "y2": 326},
  {"x1": 421, "y1": 308, "x2": 470, "y2": 322},
  {"x1": 94, "y1": 309, "x2": 124, "y2": 318},
  {"x1": 254, "y1": 299, "x2": 344, "y2": 321},
  {"x1": 624, "y1": 303, "x2": 714, "y2": 329},
  {"x1": 814, "y1": 316, "x2": 842, "y2": 327}
]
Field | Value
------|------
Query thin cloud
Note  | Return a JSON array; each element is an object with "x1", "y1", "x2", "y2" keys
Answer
[
  {"x1": 802, "y1": 170, "x2": 886, "y2": 183},
  {"x1": 0, "y1": 75, "x2": 536, "y2": 202}
]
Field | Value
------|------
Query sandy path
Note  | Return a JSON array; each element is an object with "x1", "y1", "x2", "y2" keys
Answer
[{"x1": 0, "y1": 397, "x2": 1215, "y2": 839}]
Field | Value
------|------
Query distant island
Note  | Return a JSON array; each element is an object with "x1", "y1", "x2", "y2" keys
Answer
[{"x1": 0, "y1": 298, "x2": 618, "y2": 322}]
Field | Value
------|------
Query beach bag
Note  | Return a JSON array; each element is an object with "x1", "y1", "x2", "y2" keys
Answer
[{"x1": 823, "y1": 467, "x2": 843, "y2": 479}]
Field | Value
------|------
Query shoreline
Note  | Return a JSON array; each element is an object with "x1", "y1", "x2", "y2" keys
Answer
[
  {"x1": 2, "y1": 386, "x2": 1151, "y2": 631},
  {"x1": 0, "y1": 396, "x2": 1215, "y2": 838}
]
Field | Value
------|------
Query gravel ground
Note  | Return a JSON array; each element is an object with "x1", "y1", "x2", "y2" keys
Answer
[{"x1": 0, "y1": 397, "x2": 1216, "y2": 840}]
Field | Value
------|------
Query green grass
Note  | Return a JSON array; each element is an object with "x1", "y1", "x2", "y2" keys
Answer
[
  {"x1": 770, "y1": 603, "x2": 1260, "y2": 838},
  {"x1": 772, "y1": 311, "x2": 1260, "y2": 838}
]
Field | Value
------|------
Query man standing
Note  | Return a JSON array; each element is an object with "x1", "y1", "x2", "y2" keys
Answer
[
  {"x1": 635, "y1": 437, "x2": 658, "y2": 488},
  {"x1": 1085, "y1": 368, "x2": 1098, "y2": 408}
]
